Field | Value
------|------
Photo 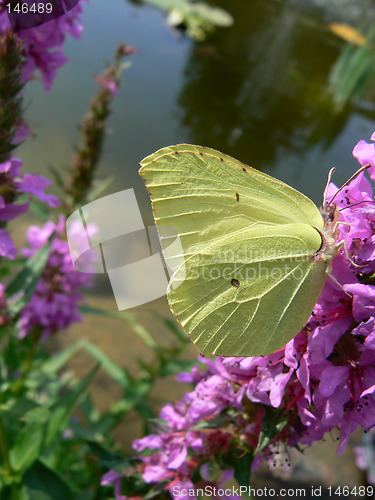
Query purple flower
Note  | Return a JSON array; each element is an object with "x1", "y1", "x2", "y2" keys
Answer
[
  {"x1": 0, "y1": 228, "x2": 17, "y2": 259},
  {"x1": 101, "y1": 470, "x2": 127, "y2": 500},
  {"x1": 0, "y1": 157, "x2": 59, "y2": 259},
  {"x1": 96, "y1": 74, "x2": 119, "y2": 96},
  {"x1": 16, "y1": 174, "x2": 59, "y2": 207},
  {"x1": 19, "y1": 216, "x2": 93, "y2": 340},
  {"x1": 0, "y1": 0, "x2": 87, "y2": 91},
  {"x1": 353, "y1": 138, "x2": 375, "y2": 179}
]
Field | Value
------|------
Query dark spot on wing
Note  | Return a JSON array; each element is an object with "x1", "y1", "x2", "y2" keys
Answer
[
  {"x1": 231, "y1": 278, "x2": 240, "y2": 288},
  {"x1": 199, "y1": 152, "x2": 203, "y2": 156},
  {"x1": 175, "y1": 151, "x2": 179, "y2": 154},
  {"x1": 220, "y1": 158, "x2": 223, "y2": 162},
  {"x1": 236, "y1": 192, "x2": 240, "y2": 202},
  {"x1": 242, "y1": 168, "x2": 247, "y2": 172}
]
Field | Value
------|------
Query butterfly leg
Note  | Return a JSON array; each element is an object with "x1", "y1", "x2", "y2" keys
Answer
[
  {"x1": 332, "y1": 221, "x2": 350, "y2": 239},
  {"x1": 327, "y1": 272, "x2": 352, "y2": 297},
  {"x1": 335, "y1": 239, "x2": 366, "y2": 269}
]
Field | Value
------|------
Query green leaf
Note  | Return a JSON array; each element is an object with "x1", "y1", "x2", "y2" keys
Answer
[
  {"x1": 21, "y1": 406, "x2": 50, "y2": 425},
  {"x1": 24, "y1": 460, "x2": 74, "y2": 500},
  {"x1": 0, "y1": 398, "x2": 39, "y2": 422},
  {"x1": 134, "y1": 399, "x2": 155, "y2": 423},
  {"x1": 0, "y1": 399, "x2": 40, "y2": 450},
  {"x1": 70, "y1": 413, "x2": 117, "y2": 441},
  {"x1": 159, "y1": 358, "x2": 196, "y2": 377},
  {"x1": 79, "y1": 394, "x2": 98, "y2": 423},
  {"x1": 142, "y1": 0, "x2": 232, "y2": 41},
  {"x1": 29, "y1": 199, "x2": 50, "y2": 222},
  {"x1": 156, "y1": 314, "x2": 186, "y2": 342},
  {"x1": 231, "y1": 449, "x2": 253, "y2": 496},
  {"x1": 79, "y1": 305, "x2": 156, "y2": 350},
  {"x1": 190, "y1": 3, "x2": 233, "y2": 27},
  {"x1": 48, "y1": 165, "x2": 65, "y2": 189},
  {"x1": 40, "y1": 341, "x2": 83, "y2": 375},
  {"x1": 255, "y1": 407, "x2": 288, "y2": 454},
  {"x1": 44, "y1": 365, "x2": 98, "y2": 448},
  {"x1": 144, "y1": 484, "x2": 168, "y2": 500},
  {"x1": 143, "y1": 0, "x2": 187, "y2": 11},
  {"x1": 86, "y1": 441, "x2": 131, "y2": 471},
  {"x1": 10, "y1": 421, "x2": 45, "y2": 472},
  {"x1": 6, "y1": 236, "x2": 52, "y2": 317},
  {"x1": 111, "y1": 378, "x2": 153, "y2": 415},
  {"x1": 74, "y1": 491, "x2": 95, "y2": 500},
  {"x1": 78, "y1": 340, "x2": 129, "y2": 387}
]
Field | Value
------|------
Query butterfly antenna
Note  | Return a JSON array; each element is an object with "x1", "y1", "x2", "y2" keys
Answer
[
  {"x1": 328, "y1": 164, "x2": 372, "y2": 206},
  {"x1": 323, "y1": 167, "x2": 336, "y2": 205},
  {"x1": 339, "y1": 200, "x2": 375, "y2": 211}
]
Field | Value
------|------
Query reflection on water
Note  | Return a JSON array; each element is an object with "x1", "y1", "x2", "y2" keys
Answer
[{"x1": 177, "y1": 0, "x2": 375, "y2": 193}]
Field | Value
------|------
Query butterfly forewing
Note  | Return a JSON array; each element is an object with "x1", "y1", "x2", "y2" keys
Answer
[
  {"x1": 139, "y1": 144, "x2": 328, "y2": 356},
  {"x1": 140, "y1": 145, "x2": 324, "y2": 265}
]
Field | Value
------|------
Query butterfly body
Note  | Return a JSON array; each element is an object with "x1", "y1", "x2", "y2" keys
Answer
[{"x1": 139, "y1": 145, "x2": 340, "y2": 357}]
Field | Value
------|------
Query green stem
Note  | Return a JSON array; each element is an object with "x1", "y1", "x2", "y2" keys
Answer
[
  {"x1": 14, "y1": 327, "x2": 41, "y2": 395},
  {"x1": 0, "y1": 415, "x2": 11, "y2": 476},
  {"x1": 0, "y1": 417, "x2": 18, "y2": 499}
]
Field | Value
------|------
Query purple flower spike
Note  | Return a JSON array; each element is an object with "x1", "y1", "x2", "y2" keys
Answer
[{"x1": 19, "y1": 216, "x2": 94, "y2": 340}]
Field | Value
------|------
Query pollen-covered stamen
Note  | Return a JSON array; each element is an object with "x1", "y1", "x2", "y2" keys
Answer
[
  {"x1": 284, "y1": 388, "x2": 305, "y2": 414},
  {"x1": 343, "y1": 362, "x2": 369, "y2": 414},
  {"x1": 265, "y1": 351, "x2": 285, "y2": 368},
  {"x1": 307, "y1": 298, "x2": 351, "y2": 329}
]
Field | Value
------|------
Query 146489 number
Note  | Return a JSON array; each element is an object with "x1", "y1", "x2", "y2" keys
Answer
[{"x1": 6, "y1": 3, "x2": 53, "y2": 14}]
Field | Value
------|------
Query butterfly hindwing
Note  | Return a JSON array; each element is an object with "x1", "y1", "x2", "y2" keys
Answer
[{"x1": 168, "y1": 223, "x2": 326, "y2": 357}]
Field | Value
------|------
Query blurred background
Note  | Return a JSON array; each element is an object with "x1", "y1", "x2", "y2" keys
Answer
[{"x1": 11, "y1": 0, "x2": 375, "y2": 492}]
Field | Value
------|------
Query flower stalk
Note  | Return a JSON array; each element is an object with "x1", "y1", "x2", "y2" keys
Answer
[
  {"x1": 63, "y1": 43, "x2": 135, "y2": 212},
  {"x1": 0, "y1": 30, "x2": 24, "y2": 162}
]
